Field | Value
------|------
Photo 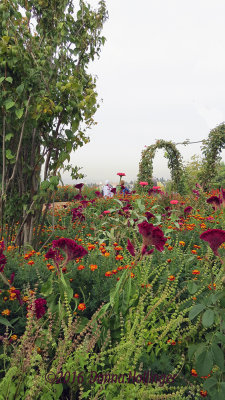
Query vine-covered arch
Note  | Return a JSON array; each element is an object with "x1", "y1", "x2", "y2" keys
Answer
[
  {"x1": 199, "y1": 123, "x2": 225, "y2": 189},
  {"x1": 137, "y1": 139, "x2": 185, "y2": 192}
]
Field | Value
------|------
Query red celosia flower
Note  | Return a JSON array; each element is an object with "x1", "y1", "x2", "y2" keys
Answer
[
  {"x1": 141, "y1": 246, "x2": 154, "y2": 256},
  {"x1": 74, "y1": 183, "x2": 84, "y2": 192},
  {"x1": 95, "y1": 191, "x2": 102, "y2": 197},
  {"x1": 145, "y1": 211, "x2": 155, "y2": 220},
  {"x1": 200, "y1": 229, "x2": 225, "y2": 256},
  {"x1": 52, "y1": 238, "x2": 88, "y2": 263},
  {"x1": 111, "y1": 187, "x2": 117, "y2": 194},
  {"x1": 207, "y1": 195, "x2": 220, "y2": 206},
  {"x1": 0, "y1": 241, "x2": 7, "y2": 273},
  {"x1": 184, "y1": 206, "x2": 193, "y2": 215},
  {"x1": 138, "y1": 221, "x2": 167, "y2": 252},
  {"x1": 28, "y1": 298, "x2": 47, "y2": 319},
  {"x1": 127, "y1": 239, "x2": 135, "y2": 256}
]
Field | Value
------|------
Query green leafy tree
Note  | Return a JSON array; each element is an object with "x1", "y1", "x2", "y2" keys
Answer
[{"x1": 0, "y1": 0, "x2": 107, "y2": 247}]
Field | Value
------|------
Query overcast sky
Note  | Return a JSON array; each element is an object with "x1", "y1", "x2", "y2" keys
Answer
[{"x1": 63, "y1": 0, "x2": 225, "y2": 185}]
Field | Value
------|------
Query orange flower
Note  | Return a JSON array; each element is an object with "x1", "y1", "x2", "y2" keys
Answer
[
  {"x1": 28, "y1": 260, "x2": 34, "y2": 265},
  {"x1": 87, "y1": 244, "x2": 95, "y2": 250},
  {"x1": 73, "y1": 293, "x2": 79, "y2": 298},
  {"x1": 191, "y1": 250, "x2": 197, "y2": 254},
  {"x1": 191, "y1": 369, "x2": 198, "y2": 377},
  {"x1": 179, "y1": 241, "x2": 185, "y2": 246},
  {"x1": 104, "y1": 252, "x2": 110, "y2": 257},
  {"x1": 168, "y1": 275, "x2": 175, "y2": 281},
  {"x1": 208, "y1": 283, "x2": 216, "y2": 290},
  {"x1": 168, "y1": 246, "x2": 173, "y2": 251},
  {"x1": 115, "y1": 246, "x2": 123, "y2": 251},
  {"x1": 130, "y1": 272, "x2": 135, "y2": 278},
  {"x1": 2, "y1": 309, "x2": 10, "y2": 316},
  {"x1": 89, "y1": 264, "x2": 98, "y2": 271},
  {"x1": 116, "y1": 255, "x2": 123, "y2": 260},
  {"x1": 200, "y1": 390, "x2": 207, "y2": 397},
  {"x1": 22, "y1": 296, "x2": 29, "y2": 302},
  {"x1": 77, "y1": 265, "x2": 85, "y2": 270},
  {"x1": 167, "y1": 259, "x2": 172, "y2": 263},
  {"x1": 78, "y1": 303, "x2": 86, "y2": 311},
  {"x1": 192, "y1": 296, "x2": 197, "y2": 301},
  {"x1": 192, "y1": 270, "x2": 200, "y2": 275},
  {"x1": 105, "y1": 271, "x2": 112, "y2": 277}
]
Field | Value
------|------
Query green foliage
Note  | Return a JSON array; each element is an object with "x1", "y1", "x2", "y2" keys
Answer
[{"x1": 137, "y1": 140, "x2": 185, "y2": 193}]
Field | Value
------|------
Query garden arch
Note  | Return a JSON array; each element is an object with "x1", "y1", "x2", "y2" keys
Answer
[
  {"x1": 137, "y1": 139, "x2": 185, "y2": 192},
  {"x1": 199, "y1": 123, "x2": 225, "y2": 189}
]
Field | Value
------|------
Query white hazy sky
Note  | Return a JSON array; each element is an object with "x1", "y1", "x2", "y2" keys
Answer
[{"x1": 63, "y1": 0, "x2": 225, "y2": 185}]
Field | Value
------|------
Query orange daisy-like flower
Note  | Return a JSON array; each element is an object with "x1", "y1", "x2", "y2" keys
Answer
[
  {"x1": 191, "y1": 368, "x2": 198, "y2": 377},
  {"x1": 87, "y1": 244, "x2": 95, "y2": 250},
  {"x1": 77, "y1": 265, "x2": 85, "y2": 270},
  {"x1": 167, "y1": 259, "x2": 172, "y2": 263},
  {"x1": 168, "y1": 275, "x2": 175, "y2": 281},
  {"x1": 2, "y1": 309, "x2": 10, "y2": 316},
  {"x1": 104, "y1": 252, "x2": 110, "y2": 257},
  {"x1": 73, "y1": 293, "x2": 79, "y2": 298},
  {"x1": 78, "y1": 303, "x2": 86, "y2": 311},
  {"x1": 130, "y1": 272, "x2": 135, "y2": 278},
  {"x1": 116, "y1": 255, "x2": 123, "y2": 260},
  {"x1": 168, "y1": 246, "x2": 173, "y2": 251},
  {"x1": 115, "y1": 246, "x2": 123, "y2": 251},
  {"x1": 192, "y1": 296, "x2": 197, "y2": 301},
  {"x1": 179, "y1": 241, "x2": 185, "y2": 246},
  {"x1": 191, "y1": 250, "x2": 197, "y2": 254},
  {"x1": 117, "y1": 266, "x2": 124, "y2": 271},
  {"x1": 28, "y1": 260, "x2": 34, "y2": 265},
  {"x1": 192, "y1": 269, "x2": 200, "y2": 275},
  {"x1": 208, "y1": 283, "x2": 216, "y2": 290},
  {"x1": 89, "y1": 264, "x2": 98, "y2": 271},
  {"x1": 105, "y1": 271, "x2": 112, "y2": 277},
  {"x1": 10, "y1": 334, "x2": 17, "y2": 341},
  {"x1": 200, "y1": 390, "x2": 207, "y2": 397}
]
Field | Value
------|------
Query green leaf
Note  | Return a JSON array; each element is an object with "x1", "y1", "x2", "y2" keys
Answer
[
  {"x1": 5, "y1": 77, "x2": 12, "y2": 83},
  {"x1": 211, "y1": 343, "x2": 224, "y2": 371},
  {"x1": 41, "y1": 277, "x2": 53, "y2": 296},
  {"x1": 0, "y1": 317, "x2": 13, "y2": 328},
  {"x1": 41, "y1": 180, "x2": 50, "y2": 190},
  {"x1": 6, "y1": 149, "x2": 15, "y2": 160},
  {"x1": 16, "y1": 83, "x2": 24, "y2": 95},
  {"x1": 5, "y1": 133, "x2": 13, "y2": 141},
  {"x1": 187, "y1": 281, "x2": 198, "y2": 294},
  {"x1": 196, "y1": 349, "x2": 213, "y2": 376},
  {"x1": 5, "y1": 100, "x2": 15, "y2": 110},
  {"x1": 121, "y1": 274, "x2": 132, "y2": 315},
  {"x1": 202, "y1": 309, "x2": 215, "y2": 327},
  {"x1": 0, "y1": 77, "x2": 5, "y2": 83},
  {"x1": 15, "y1": 108, "x2": 24, "y2": 119},
  {"x1": 203, "y1": 376, "x2": 217, "y2": 392},
  {"x1": 189, "y1": 303, "x2": 205, "y2": 320}
]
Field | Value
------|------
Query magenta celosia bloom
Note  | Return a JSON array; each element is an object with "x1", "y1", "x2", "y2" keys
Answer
[
  {"x1": 45, "y1": 248, "x2": 62, "y2": 267},
  {"x1": 207, "y1": 196, "x2": 221, "y2": 206},
  {"x1": 127, "y1": 239, "x2": 135, "y2": 256},
  {"x1": 28, "y1": 298, "x2": 47, "y2": 319},
  {"x1": 145, "y1": 211, "x2": 155, "y2": 220},
  {"x1": 74, "y1": 193, "x2": 82, "y2": 200},
  {"x1": 74, "y1": 183, "x2": 84, "y2": 192},
  {"x1": 9, "y1": 272, "x2": 15, "y2": 285},
  {"x1": 52, "y1": 238, "x2": 88, "y2": 262},
  {"x1": 95, "y1": 191, "x2": 102, "y2": 197},
  {"x1": 184, "y1": 206, "x2": 193, "y2": 215},
  {"x1": 0, "y1": 241, "x2": 6, "y2": 273},
  {"x1": 111, "y1": 188, "x2": 117, "y2": 194},
  {"x1": 141, "y1": 246, "x2": 154, "y2": 256},
  {"x1": 138, "y1": 221, "x2": 167, "y2": 252},
  {"x1": 200, "y1": 229, "x2": 225, "y2": 256},
  {"x1": 193, "y1": 189, "x2": 200, "y2": 197}
]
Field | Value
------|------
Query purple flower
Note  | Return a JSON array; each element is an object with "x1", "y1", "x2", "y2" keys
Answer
[
  {"x1": 74, "y1": 193, "x2": 82, "y2": 200},
  {"x1": 74, "y1": 183, "x2": 84, "y2": 192},
  {"x1": 138, "y1": 221, "x2": 167, "y2": 252},
  {"x1": 9, "y1": 272, "x2": 15, "y2": 285},
  {"x1": 141, "y1": 246, "x2": 154, "y2": 256},
  {"x1": 200, "y1": 229, "x2": 225, "y2": 256},
  {"x1": 0, "y1": 241, "x2": 7, "y2": 273},
  {"x1": 28, "y1": 298, "x2": 47, "y2": 319},
  {"x1": 145, "y1": 211, "x2": 155, "y2": 220},
  {"x1": 127, "y1": 239, "x2": 135, "y2": 256},
  {"x1": 95, "y1": 191, "x2": 102, "y2": 197},
  {"x1": 111, "y1": 188, "x2": 117, "y2": 194},
  {"x1": 193, "y1": 189, "x2": 200, "y2": 197},
  {"x1": 184, "y1": 206, "x2": 193, "y2": 215},
  {"x1": 207, "y1": 196, "x2": 221, "y2": 207},
  {"x1": 52, "y1": 238, "x2": 88, "y2": 263}
]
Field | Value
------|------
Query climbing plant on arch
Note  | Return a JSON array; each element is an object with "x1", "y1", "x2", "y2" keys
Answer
[
  {"x1": 199, "y1": 123, "x2": 225, "y2": 189},
  {"x1": 137, "y1": 139, "x2": 185, "y2": 192}
]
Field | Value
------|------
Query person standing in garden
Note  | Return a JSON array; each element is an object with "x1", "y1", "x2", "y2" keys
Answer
[
  {"x1": 102, "y1": 180, "x2": 114, "y2": 197},
  {"x1": 120, "y1": 180, "x2": 130, "y2": 196}
]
